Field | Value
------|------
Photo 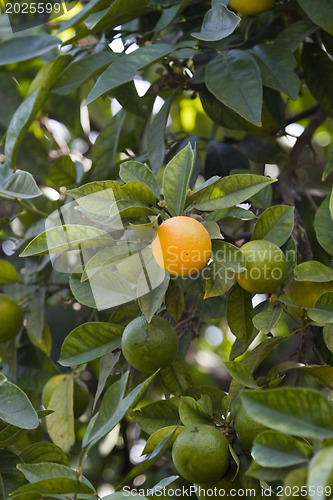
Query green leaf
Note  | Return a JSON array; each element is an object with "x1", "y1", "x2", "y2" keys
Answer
[
  {"x1": 251, "y1": 43, "x2": 300, "y2": 100},
  {"x1": 45, "y1": 375, "x2": 75, "y2": 453},
  {"x1": 203, "y1": 207, "x2": 256, "y2": 222},
  {"x1": 201, "y1": 221, "x2": 223, "y2": 240},
  {"x1": 323, "y1": 324, "x2": 333, "y2": 353},
  {"x1": 20, "y1": 225, "x2": 115, "y2": 257},
  {"x1": 252, "y1": 431, "x2": 312, "y2": 467},
  {"x1": 294, "y1": 261, "x2": 333, "y2": 282},
  {"x1": 147, "y1": 95, "x2": 173, "y2": 175},
  {"x1": 53, "y1": 51, "x2": 119, "y2": 94},
  {"x1": 192, "y1": 3, "x2": 240, "y2": 41},
  {"x1": 90, "y1": 110, "x2": 126, "y2": 180},
  {"x1": 10, "y1": 478, "x2": 93, "y2": 496},
  {"x1": 205, "y1": 50, "x2": 263, "y2": 126},
  {"x1": 314, "y1": 197, "x2": 333, "y2": 255},
  {"x1": 17, "y1": 463, "x2": 94, "y2": 490},
  {"x1": 0, "y1": 170, "x2": 41, "y2": 200},
  {"x1": 224, "y1": 361, "x2": 258, "y2": 388},
  {"x1": 138, "y1": 273, "x2": 170, "y2": 323},
  {"x1": 119, "y1": 161, "x2": 160, "y2": 198},
  {"x1": 178, "y1": 396, "x2": 212, "y2": 427},
  {"x1": 0, "y1": 35, "x2": 59, "y2": 65},
  {"x1": 211, "y1": 241, "x2": 246, "y2": 273},
  {"x1": 301, "y1": 365, "x2": 333, "y2": 390},
  {"x1": 0, "y1": 379, "x2": 39, "y2": 429},
  {"x1": 252, "y1": 307, "x2": 283, "y2": 334},
  {"x1": 275, "y1": 18, "x2": 317, "y2": 53},
  {"x1": 20, "y1": 442, "x2": 69, "y2": 466},
  {"x1": 85, "y1": 44, "x2": 173, "y2": 105},
  {"x1": 121, "y1": 180, "x2": 156, "y2": 205},
  {"x1": 49, "y1": 156, "x2": 77, "y2": 187},
  {"x1": 143, "y1": 425, "x2": 183, "y2": 454},
  {"x1": 252, "y1": 205, "x2": 294, "y2": 246},
  {"x1": 163, "y1": 143, "x2": 194, "y2": 216},
  {"x1": 160, "y1": 355, "x2": 193, "y2": 397},
  {"x1": 227, "y1": 284, "x2": 254, "y2": 343},
  {"x1": 59, "y1": 322, "x2": 123, "y2": 367},
  {"x1": 308, "y1": 292, "x2": 333, "y2": 324},
  {"x1": 84, "y1": 372, "x2": 156, "y2": 448},
  {"x1": 308, "y1": 447, "x2": 333, "y2": 500},
  {"x1": 297, "y1": 0, "x2": 333, "y2": 35},
  {"x1": 131, "y1": 398, "x2": 180, "y2": 435},
  {"x1": 322, "y1": 144, "x2": 333, "y2": 181},
  {"x1": 204, "y1": 260, "x2": 236, "y2": 299},
  {"x1": 0, "y1": 259, "x2": 20, "y2": 283},
  {"x1": 190, "y1": 174, "x2": 275, "y2": 211},
  {"x1": 302, "y1": 42, "x2": 333, "y2": 115},
  {"x1": 241, "y1": 387, "x2": 333, "y2": 439},
  {"x1": 165, "y1": 281, "x2": 184, "y2": 322}
]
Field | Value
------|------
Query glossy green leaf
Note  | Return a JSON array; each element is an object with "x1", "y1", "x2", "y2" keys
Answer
[
  {"x1": 59, "y1": 322, "x2": 123, "y2": 366},
  {"x1": 138, "y1": 273, "x2": 169, "y2": 322},
  {"x1": 308, "y1": 447, "x2": 333, "y2": 500},
  {"x1": 201, "y1": 221, "x2": 223, "y2": 240},
  {"x1": 18, "y1": 463, "x2": 94, "y2": 490},
  {"x1": 301, "y1": 365, "x2": 333, "y2": 390},
  {"x1": 143, "y1": 425, "x2": 184, "y2": 454},
  {"x1": 0, "y1": 259, "x2": 20, "y2": 283},
  {"x1": 241, "y1": 388, "x2": 333, "y2": 439},
  {"x1": 308, "y1": 292, "x2": 333, "y2": 324},
  {"x1": 192, "y1": 3, "x2": 240, "y2": 41},
  {"x1": 147, "y1": 95, "x2": 173, "y2": 175},
  {"x1": 131, "y1": 398, "x2": 180, "y2": 435},
  {"x1": 252, "y1": 431, "x2": 312, "y2": 467},
  {"x1": 163, "y1": 143, "x2": 194, "y2": 216},
  {"x1": 90, "y1": 110, "x2": 126, "y2": 180},
  {"x1": 211, "y1": 241, "x2": 246, "y2": 273},
  {"x1": 20, "y1": 442, "x2": 69, "y2": 466},
  {"x1": 85, "y1": 44, "x2": 173, "y2": 105},
  {"x1": 178, "y1": 396, "x2": 212, "y2": 427},
  {"x1": 165, "y1": 280, "x2": 184, "y2": 322},
  {"x1": 120, "y1": 161, "x2": 160, "y2": 198},
  {"x1": 252, "y1": 205, "x2": 294, "y2": 246},
  {"x1": 0, "y1": 170, "x2": 41, "y2": 200},
  {"x1": 224, "y1": 361, "x2": 258, "y2": 388},
  {"x1": 20, "y1": 225, "x2": 114, "y2": 257},
  {"x1": 323, "y1": 324, "x2": 333, "y2": 353},
  {"x1": 53, "y1": 51, "x2": 118, "y2": 94},
  {"x1": 121, "y1": 180, "x2": 156, "y2": 205},
  {"x1": 203, "y1": 207, "x2": 256, "y2": 222},
  {"x1": 0, "y1": 379, "x2": 38, "y2": 429},
  {"x1": 227, "y1": 284, "x2": 254, "y2": 343},
  {"x1": 10, "y1": 477, "x2": 93, "y2": 496},
  {"x1": 302, "y1": 42, "x2": 333, "y2": 115},
  {"x1": 205, "y1": 50, "x2": 262, "y2": 125},
  {"x1": 204, "y1": 260, "x2": 235, "y2": 299},
  {"x1": 84, "y1": 372, "x2": 156, "y2": 447},
  {"x1": 0, "y1": 35, "x2": 59, "y2": 65},
  {"x1": 45, "y1": 375, "x2": 75, "y2": 453},
  {"x1": 294, "y1": 261, "x2": 333, "y2": 282},
  {"x1": 49, "y1": 156, "x2": 77, "y2": 187},
  {"x1": 297, "y1": 0, "x2": 333, "y2": 35},
  {"x1": 252, "y1": 43, "x2": 300, "y2": 100},
  {"x1": 252, "y1": 307, "x2": 283, "y2": 334},
  {"x1": 314, "y1": 197, "x2": 333, "y2": 255},
  {"x1": 275, "y1": 18, "x2": 317, "y2": 53},
  {"x1": 160, "y1": 355, "x2": 193, "y2": 397},
  {"x1": 191, "y1": 174, "x2": 275, "y2": 211}
]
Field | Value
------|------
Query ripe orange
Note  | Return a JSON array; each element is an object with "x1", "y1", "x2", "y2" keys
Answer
[
  {"x1": 236, "y1": 240, "x2": 287, "y2": 294},
  {"x1": 172, "y1": 424, "x2": 230, "y2": 483},
  {"x1": 228, "y1": 0, "x2": 274, "y2": 15},
  {"x1": 152, "y1": 216, "x2": 212, "y2": 277},
  {"x1": 0, "y1": 294, "x2": 23, "y2": 342}
]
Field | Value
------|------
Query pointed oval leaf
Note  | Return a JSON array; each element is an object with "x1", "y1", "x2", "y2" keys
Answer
[
  {"x1": 308, "y1": 447, "x2": 333, "y2": 500},
  {"x1": 192, "y1": 3, "x2": 240, "y2": 41},
  {"x1": 0, "y1": 35, "x2": 59, "y2": 65},
  {"x1": 252, "y1": 205, "x2": 294, "y2": 246},
  {"x1": 314, "y1": 197, "x2": 333, "y2": 256},
  {"x1": 297, "y1": 0, "x2": 333, "y2": 35},
  {"x1": 294, "y1": 261, "x2": 333, "y2": 282},
  {"x1": 205, "y1": 50, "x2": 263, "y2": 126},
  {"x1": 227, "y1": 284, "x2": 254, "y2": 343},
  {"x1": 252, "y1": 431, "x2": 312, "y2": 467},
  {"x1": 163, "y1": 143, "x2": 194, "y2": 216},
  {"x1": 241, "y1": 388, "x2": 333, "y2": 439},
  {"x1": 178, "y1": 396, "x2": 212, "y2": 427},
  {"x1": 119, "y1": 161, "x2": 160, "y2": 198},
  {"x1": 252, "y1": 307, "x2": 283, "y2": 334},
  {"x1": 308, "y1": 292, "x2": 333, "y2": 324},
  {"x1": 224, "y1": 361, "x2": 258, "y2": 388},
  {"x1": 143, "y1": 425, "x2": 183, "y2": 454},
  {"x1": 0, "y1": 380, "x2": 38, "y2": 429},
  {"x1": 131, "y1": 398, "x2": 180, "y2": 435}
]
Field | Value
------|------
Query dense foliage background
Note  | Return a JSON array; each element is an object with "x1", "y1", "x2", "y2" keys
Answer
[{"x1": 1, "y1": 0, "x2": 333, "y2": 498}]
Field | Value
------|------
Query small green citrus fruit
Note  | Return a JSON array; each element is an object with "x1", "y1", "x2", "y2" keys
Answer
[
  {"x1": 172, "y1": 424, "x2": 230, "y2": 483},
  {"x1": 121, "y1": 315, "x2": 178, "y2": 372},
  {"x1": 0, "y1": 294, "x2": 23, "y2": 342},
  {"x1": 234, "y1": 406, "x2": 267, "y2": 451}
]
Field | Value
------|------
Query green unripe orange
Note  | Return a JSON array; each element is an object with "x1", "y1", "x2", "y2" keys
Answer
[
  {"x1": 234, "y1": 406, "x2": 267, "y2": 451},
  {"x1": 121, "y1": 315, "x2": 178, "y2": 372},
  {"x1": 172, "y1": 424, "x2": 230, "y2": 483},
  {"x1": 0, "y1": 294, "x2": 23, "y2": 342},
  {"x1": 236, "y1": 240, "x2": 287, "y2": 294}
]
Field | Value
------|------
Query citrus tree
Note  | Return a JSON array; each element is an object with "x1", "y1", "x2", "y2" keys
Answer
[{"x1": 1, "y1": 0, "x2": 333, "y2": 498}]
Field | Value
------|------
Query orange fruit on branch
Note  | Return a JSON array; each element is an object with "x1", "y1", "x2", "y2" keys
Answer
[{"x1": 152, "y1": 216, "x2": 212, "y2": 277}]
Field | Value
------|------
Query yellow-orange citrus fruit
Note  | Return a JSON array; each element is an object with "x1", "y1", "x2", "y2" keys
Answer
[
  {"x1": 286, "y1": 280, "x2": 333, "y2": 318},
  {"x1": 0, "y1": 294, "x2": 23, "y2": 342},
  {"x1": 228, "y1": 0, "x2": 274, "y2": 15},
  {"x1": 121, "y1": 315, "x2": 178, "y2": 372},
  {"x1": 172, "y1": 424, "x2": 230, "y2": 483},
  {"x1": 152, "y1": 216, "x2": 212, "y2": 277},
  {"x1": 236, "y1": 240, "x2": 287, "y2": 294}
]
